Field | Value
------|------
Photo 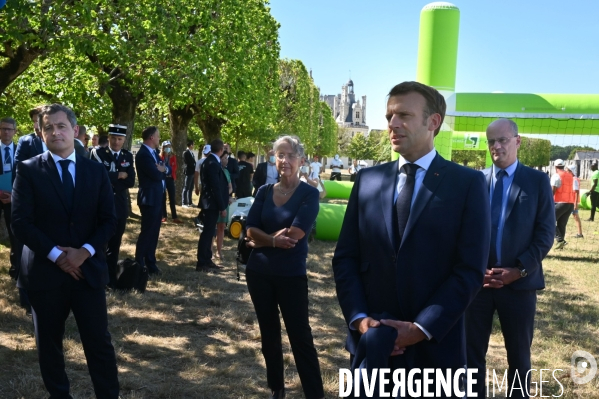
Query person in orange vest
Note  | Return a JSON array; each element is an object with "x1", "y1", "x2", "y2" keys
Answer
[
  {"x1": 566, "y1": 165, "x2": 584, "y2": 238},
  {"x1": 551, "y1": 159, "x2": 575, "y2": 249}
]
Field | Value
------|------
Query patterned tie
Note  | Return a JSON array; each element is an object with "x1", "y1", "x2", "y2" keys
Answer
[
  {"x1": 489, "y1": 169, "x2": 506, "y2": 267},
  {"x1": 4, "y1": 146, "x2": 11, "y2": 172},
  {"x1": 59, "y1": 160, "x2": 75, "y2": 211},
  {"x1": 395, "y1": 163, "x2": 420, "y2": 247}
]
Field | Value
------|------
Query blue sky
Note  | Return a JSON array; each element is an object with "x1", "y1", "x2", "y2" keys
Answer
[{"x1": 269, "y1": 0, "x2": 599, "y2": 146}]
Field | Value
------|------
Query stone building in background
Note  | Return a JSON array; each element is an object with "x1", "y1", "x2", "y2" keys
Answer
[{"x1": 320, "y1": 79, "x2": 369, "y2": 138}]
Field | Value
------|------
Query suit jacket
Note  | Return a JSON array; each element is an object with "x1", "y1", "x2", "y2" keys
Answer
[
  {"x1": 14, "y1": 133, "x2": 44, "y2": 166},
  {"x1": 482, "y1": 163, "x2": 554, "y2": 290},
  {"x1": 11, "y1": 152, "x2": 116, "y2": 291},
  {"x1": 183, "y1": 148, "x2": 196, "y2": 176},
  {"x1": 74, "y1": 138, "x2": 88, "y2": 158},
  {"x1": 226, "y1": 157, "x2": 239, "y2": 190},
  {"x1": 199, "y1": 153, "x2": 228, "y2": 211},
  {"x1": 91, "y1": 147, "x2": 136, "y2": 219},
  {"x1": 332, "y1": 153, "x2": 491, "y2": 370},
  {"x1": 136, "y1": 145, "x2": 165, "y2": 207},
  {"x1": 252, "y1": 161, "x2": 278, "y2": 195}
]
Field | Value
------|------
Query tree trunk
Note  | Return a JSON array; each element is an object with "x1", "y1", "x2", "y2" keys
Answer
[
  {"x1": 195, "y1": 113, "x2": 226, "y2": 144},
  {"x1": 169, "y1": 104, "x2": 196, "y2": 206},
  {"x1": 0, "y1": 44, "x2": 41, "y2": 96}
]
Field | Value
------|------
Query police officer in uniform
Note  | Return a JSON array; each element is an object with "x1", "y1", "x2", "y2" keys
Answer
[{"x1": 90, "y1": 124, "x2": 136, "y2": 288}]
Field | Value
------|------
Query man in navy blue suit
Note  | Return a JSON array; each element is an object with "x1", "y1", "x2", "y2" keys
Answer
[
  {"x1": 11, "y1": 104, "x2": 119, "y2": 398},
  {"x1": 466, "y1": 119, "x2": 555, "y2": 398},
  {"x1": 333, "y1": 81, "x2": 491, "y2": 397},
  {"x1": 14, "y1": 106, "x2": 46, "y2": 164},
  {"x1": 135, "y1": 126, "x2": 168, "y2": 275}
]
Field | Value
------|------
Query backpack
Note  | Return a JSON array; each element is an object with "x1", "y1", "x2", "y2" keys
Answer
[
  {"x1": 115, "y1": 258, "x2": 148, "y2": 293},
  {"x1": 236, "y1": 217, "x2": 252, "y2": 265}
]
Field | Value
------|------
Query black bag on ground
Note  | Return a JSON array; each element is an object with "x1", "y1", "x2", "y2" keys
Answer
[{"x1": 115, "y1": 258, "x2": 148, "y2": 293}]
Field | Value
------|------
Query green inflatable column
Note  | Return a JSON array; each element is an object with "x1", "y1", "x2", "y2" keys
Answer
[{"x1": 416, "y1": 2, "x2": 460, "y2": 161}]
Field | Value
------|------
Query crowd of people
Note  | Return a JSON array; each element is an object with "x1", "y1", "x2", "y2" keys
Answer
[{"x1": 1, "y1": 80, "x2": 595, "y2": 398}]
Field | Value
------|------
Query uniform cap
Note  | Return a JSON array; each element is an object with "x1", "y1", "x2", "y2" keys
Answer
[{"x1": 108, "y1": 124, "x2": 127, "y2": 136}]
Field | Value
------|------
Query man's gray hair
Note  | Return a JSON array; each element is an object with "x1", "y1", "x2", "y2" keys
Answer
[
  {"x1": 38, "y1": 104, "x2": 77, "y2": 128},
  {"x1": 273, "y1": 135, "x2": 305, "y2": 159}
]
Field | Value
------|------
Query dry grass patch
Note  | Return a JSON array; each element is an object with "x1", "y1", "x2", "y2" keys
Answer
[{"x1": 1, "y1": 188, "x2": 599, "y2": 398}]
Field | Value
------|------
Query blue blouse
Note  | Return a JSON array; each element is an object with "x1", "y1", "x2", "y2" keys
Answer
[{"x1": 245, "y1": 182, "x2": 319, "y2": 276}]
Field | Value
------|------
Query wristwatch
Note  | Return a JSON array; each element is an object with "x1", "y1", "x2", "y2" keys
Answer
[{"x1": 516, "y1": 261, "x2": 528, "y2": 278}]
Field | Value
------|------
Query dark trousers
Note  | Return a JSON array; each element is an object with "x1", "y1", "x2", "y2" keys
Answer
[
  {"x1": 555, "y1": 202, "x2": 574, "y2": 241},
  {"x1": 28, "y1": 281, "x2": 119, "y2": 399},
  {"x1": 246, "y1": 269, "x2": 324, "y2": 398},
  {"x1": 196, "y1": 209, "x2": 219, "y2": 266},
  {"x1": 162, "y1": 177, "x2": 178, "y2": 219},
  {"x1": 135, "y1": 203, "x2": 162, "y2": 272},
  {"x1": 106, "y1": 217, "x2": 127, "y2": 287},
  {"x1": 330, "y1": 172, "x2": 342, "y2": 181},
  {"x1": 466, "y1": 287, "x2": 537, "y2": 399},
  {"x1": 590, "y1": 191, "x2": 599, "y2": 220},
  {"x1": 2, "y1": 202, "x2": 30, "y2": 309},
  {"x1": 182, "y1": 174, "x2": 194, "y2": 205}
]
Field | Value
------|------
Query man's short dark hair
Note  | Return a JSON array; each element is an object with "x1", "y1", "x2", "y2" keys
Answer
[
  {"x1": 99, "y1": 135, "x2": 109, "y2": 146},
  {"x1": 0, "y1": 117, "x2": 16, "y2": 128},
  {"x1": 187, "y1": 139, "x2": 194, "y2": 147},
  {"x1": 77, "y1": 125, "x2": 87, "y2": 139},
  {"x1": 246, "y1": 152, "x2": 255, "y2": 159},
  {"x1": 237, "y1": 150, "x2": 246, "y2": 159},
  {"x1": 210, "y1": 138, "x2": 224, "y2": 153},
  {"x1": 29, "y1": 106, "x2": 43, "y2": 120},
  {"x1": 38, "y1": 104, "x2": 77, "y2": 128},
  {"x1": 388, "y1": 81, "x2": 446, "y2": 135},
  {"x1": 142, "y1": 126, "x2": 158, "y2": 141}
]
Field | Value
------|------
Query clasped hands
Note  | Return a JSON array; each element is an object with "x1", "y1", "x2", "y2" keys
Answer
[
  {"x1": 246, "y1": 228, "x2": 297, "y2": 249},
  {"x1": 353, "y1": 317, "x2": 426, "y2": 356},
  {"x1": 0, "y1": 191, "x2": 11, "y2": 204},
  {"x1": 56, "y1": 246, "x2": 91, "y2": 280},
  {"x1": 483, "y1": 267, "x2": 521, "y2": 288}
]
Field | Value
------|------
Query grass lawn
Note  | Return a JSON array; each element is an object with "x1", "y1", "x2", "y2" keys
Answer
[{"x1": 1, "y1": 186, "x2": 598, "y2": 398}]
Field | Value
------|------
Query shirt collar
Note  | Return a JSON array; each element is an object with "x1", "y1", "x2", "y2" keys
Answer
[
  {"x1": 1, "y1": 142, "x2": 13, "y2": 150},
  {"x1": 397, "y1": 148, "x2": 437, "y2": 173},
  {"x1": 210, "y1": 152, "x2": 221, "y2": 163},
  {"x1": 50, "y1": 150, "x2": 77, "y2": 164},
  {"x1": 142, "y1": 143, "x2": 156, "y2": 154},
  {"x1": 492, "y1": 160, "x2": 518, "y2": 177}
]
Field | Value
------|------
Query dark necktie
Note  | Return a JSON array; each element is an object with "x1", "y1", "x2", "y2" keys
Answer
[
  {"x1": 4, "y1": 147, "x2": 11, "y2": 172},
  {"x1": 489, "y1": 169, "x2": 506, "y2": 267},
  {"x1": 113, "y1": 152, "x2": 119, "y2": 162},
  {"x1": 59, "y1": 160, "x2": 74, "y2": 211},
  {"x1": 395, "y1": 163, "x2": 420, "y2": 247}
]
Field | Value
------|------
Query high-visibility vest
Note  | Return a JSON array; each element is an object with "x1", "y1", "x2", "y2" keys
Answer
[{"x1": 554, "y1": 169, "x2": 575, "y2": 203}]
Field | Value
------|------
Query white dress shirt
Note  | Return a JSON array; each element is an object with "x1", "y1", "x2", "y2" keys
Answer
[
  {"x1": 2, "y1": 142, "x2": 14, "y2": 173},
  {"x1": 47, "y1": 150, "x2": 96, "y2": 262}
]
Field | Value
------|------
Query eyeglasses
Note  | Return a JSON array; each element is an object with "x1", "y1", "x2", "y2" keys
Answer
[
  {"x1": 276, "y1": 153, "x2": 298, "y2": 161},
  {"x1": 0, "y1": 127, "x2": 15, "y2": 132},
  {"x1": 487, "y1": 136, "x2": 518, "y2": 147}
]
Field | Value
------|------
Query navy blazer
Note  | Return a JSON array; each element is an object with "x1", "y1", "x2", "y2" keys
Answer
[
  {"x1": 199, "y1": 153, "x2": 229, "y2": 211},
  {"x1": 14, "y1": 133, "x2": 44, "y2": 165},
  {"x1": 333, "y1": 153, "x2": 491, "y2": 369},
  {"x1": 136, "y1": 144, "x2": 165, "y2": 207},
  {"x1": 482, "y1": 163, "x2": 555, "y2": 290},
  {"x1": 11, "y1": 152, "x2": 116, "y2": 290}
]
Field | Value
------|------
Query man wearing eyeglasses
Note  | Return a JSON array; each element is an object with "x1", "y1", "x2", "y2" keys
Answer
[
  {"x1": 466, "y1": 118, "x2": 555, "y2": 398},
  {"x1": 0, "y1": 117, "x2": 18, "y2": 277}
]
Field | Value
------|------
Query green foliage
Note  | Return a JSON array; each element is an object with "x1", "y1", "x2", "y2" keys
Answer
[
  {"x1": 519, "y1": 137, "x2": 551, "y2": 167},
  {"x1": 550, "y1": 145, "x2": 596, "y2": 161},
  {"x1": 347, "y1": 133, "x2": 369, "y2": 160},
  {"x1": 451, "y1": 150, "x2": 487, "y2": 169},
  {"x1": 568, "y1": 146, "x2": 597, "y2": 160}
]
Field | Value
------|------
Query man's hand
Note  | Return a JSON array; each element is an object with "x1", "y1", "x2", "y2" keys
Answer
[
  {"x1": 379, "y1": 319, "x2": 425, "y2": 355},
  {"x1": 55, "y1": 247, "x2": 91, "y2": 280},
  {"x1": 156, "y1": 163, "x2": 166, "y2": 173},
  {"x1": 489, "y1": 267, "x2": 521, "y2": 286},
  {"x1": 220, "y1": 210, "x2": 227, "y2": 217},
  {"x1": 353, "y1": 316, "x2": 380, "y2": 335},
  {"x1": 0, "y1": 191, "x2": 11, "y2": 204},
  {"x1": 195, "y1": 187, "x2": 200, "y2": 195},
  {"x1": 483, "y1": 269, "x2": 504, "y2": 289},
  {"x1": 118, "y1": 171, "x2": 128, "y2": 179}
]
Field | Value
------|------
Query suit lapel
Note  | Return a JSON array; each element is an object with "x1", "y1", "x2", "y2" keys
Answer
[
  {"x1": 42, "y1": 152, "x2": 71, "y2": 213},
  {"x1": 34, "y1": 135, "x2": 44, "y2": 155},
  {"x1": 73, "y1": 155, "x2": 85, "y2": 211},
  {"x1": 483, "y1": 167, "x2": 492, "y2": 191},
  {"x1": 401, "y1": 154, "x2": 448, "y2": 247},
  {"x1": 504, "y1": 163, "x2": 522, "y2": 222},
  {"x1": 381, "y1": 160, "x2": 398, "y2": 248}
]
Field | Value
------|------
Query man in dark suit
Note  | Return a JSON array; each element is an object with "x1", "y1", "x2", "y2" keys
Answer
[
  {"x1": 0, "y1": 117, "x2": 18, "y2": 276},
  {"x1": 252, "y1": 149, "x2": 278, "y2": 196},
  {"x1": 14, "y1": 106, "x2": 46, "y2": 165},
  {"x1": 135, "y1": 126, "x2": 169, "y2": 275},
  {"x1": 196, "y1": 139, "x2": 228, "y2": 272},
  {"x1": 332, "y1": 81, "x2": 491, "y2": 397},
  {"x1": 466, "y1": 119, "x2": 555, "y2": 398},
  {"x1": 182, "y1": 140, "x2": 196, "y2": 207},
  {"x1": 90, "y1": 124, "x2": 136, "y2": 288},
  {"x1": 11, "y1": 104, "x2": 119, "y2": 398},
  {"x1": 74, "y1": 125, "x2": 89, "y2": 158},
  {"x1": 224, "y1": 143, "x2": 239, "y2": 194}
]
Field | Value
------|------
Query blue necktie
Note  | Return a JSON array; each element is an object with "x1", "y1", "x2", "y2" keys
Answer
[
  {"x1": 59, "y1": 160, "x2": 74, "y2": 211},
  {"x1": 395, "y1": 163, "x2": 420, "y2": 248},
  {"x1": 490, "y1": 169, "x2": 506, "y2": 267},
  {"x1": 4, "y1": 146, "x2": 11, "y2": 171}
]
